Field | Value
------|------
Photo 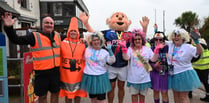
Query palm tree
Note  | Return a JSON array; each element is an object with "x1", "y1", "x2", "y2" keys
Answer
[
  {"x1": 174, "y1": 11, "x2": 199, "y2": 32},
  {"x1": 199, "y1": 16, "x2": 209, "y2": 42}
]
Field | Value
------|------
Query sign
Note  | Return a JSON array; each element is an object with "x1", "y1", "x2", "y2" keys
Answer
[
  {"x1": 16, "y1": 30, "x2": 27, "y2": 36},
  {"x1": 0, "y1": 33, "x2": 8, "y2": 103},
  {"x1": 24, "y1": 52, "x2": 38, "y2": 103}
]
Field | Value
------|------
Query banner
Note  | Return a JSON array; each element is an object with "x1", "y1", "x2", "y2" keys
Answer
[{"x1": 24, "y1": 52, "x2": 38, "y2": 103}]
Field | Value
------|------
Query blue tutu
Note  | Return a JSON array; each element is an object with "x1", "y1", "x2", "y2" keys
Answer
[
  {"x1": 127, "y1": 82, "x2": 152, "y2": 91},
  {"x1": 168, "y1": 69, "x2": 201, "y2": 92},
  {"x1": 80, "y1": 72, "x2": 111, "y2": 94}
]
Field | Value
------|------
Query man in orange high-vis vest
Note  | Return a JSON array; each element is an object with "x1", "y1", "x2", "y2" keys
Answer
[
  {"x1": 59, "y1": 17, "x2": 87, "y2": 103},
  {"x1": 2, "y1": 12, "x2": 61, "y2": 103}
]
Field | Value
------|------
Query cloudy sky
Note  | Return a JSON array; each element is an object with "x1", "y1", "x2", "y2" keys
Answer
[{"x1": 82, "y1": 0, "x2": 209, "y2": 38}]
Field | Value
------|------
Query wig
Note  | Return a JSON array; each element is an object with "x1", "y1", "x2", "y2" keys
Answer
[
  {"x1": 86, "y1": 31, "x2": 105, "y2": 48},
  {"x1": 167, "y1": 28, "x2": 190, "y2": 43},
  {"x1": 131, "y1": 28, "x2": 146, "y2": 47}
]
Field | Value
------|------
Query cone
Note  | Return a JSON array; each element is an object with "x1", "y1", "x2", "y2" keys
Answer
[{"x1": 67, "y1": 17, "x2": 80, "y2": 40}]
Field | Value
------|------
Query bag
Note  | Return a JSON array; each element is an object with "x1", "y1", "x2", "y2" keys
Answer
[{"x1": 167, "y1": 64, "x2": 174, "y2": 76}]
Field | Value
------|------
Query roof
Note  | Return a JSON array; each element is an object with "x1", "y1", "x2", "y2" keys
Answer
[{"x1": 0, "y1": 1, "x2": 20, "y2": 17}]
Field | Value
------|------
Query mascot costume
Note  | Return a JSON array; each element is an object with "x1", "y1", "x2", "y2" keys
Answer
[{"x1": 80, "y1": 12, "x2": 149, "y2": 103}]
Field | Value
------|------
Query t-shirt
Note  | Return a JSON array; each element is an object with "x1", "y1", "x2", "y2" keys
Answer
[
  {"x1": 166, "y1": 41, "x2": 197, "y2": 74},
  {"x1": 127, "y1": 46, "x2": 154, "y2": 83},
  {"x1": 84, "y1": 47, "x2": 115, "y2": 75}
]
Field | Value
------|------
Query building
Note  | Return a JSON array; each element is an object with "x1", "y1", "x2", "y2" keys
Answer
[
  {"x1": 1, "y1": 0, "x2": 88, "y2": 58},
  {"x1": 1, "y1": 0, "x2": 40, "y2": 58},
  {"x1": 40, "y1": 0, "x2": 89, "y2": 34}
]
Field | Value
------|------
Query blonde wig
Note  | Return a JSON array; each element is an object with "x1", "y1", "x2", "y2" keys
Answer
[
  {"x1": 86, "y1": 31, "x2": 105, "y2": 48},
  {"x1": 168, "y1": 28, "x2": 190, "y2": 43}
]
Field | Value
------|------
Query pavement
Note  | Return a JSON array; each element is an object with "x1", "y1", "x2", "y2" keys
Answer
[{"x1": 9, "y1": 84, "x2": 209, "y2": 103}]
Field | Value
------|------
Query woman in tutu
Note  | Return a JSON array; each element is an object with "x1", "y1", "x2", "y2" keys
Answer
[
  {"x1": 122, "y1": 29, "x2": 162, "y2": 103},
  {"x1": 150, "y1": 31, "x2": 169, "y2": 103},
  {"x1": 81, "y1": 32, "x2": 115, "y2": 103},
  {"x1": 167, "y1": 29, "x2": 202, "y2": 103}
]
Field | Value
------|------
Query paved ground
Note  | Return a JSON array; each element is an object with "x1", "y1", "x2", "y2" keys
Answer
[{"x1": 9, "y1": 85, "x2": 209, "y2": 103}]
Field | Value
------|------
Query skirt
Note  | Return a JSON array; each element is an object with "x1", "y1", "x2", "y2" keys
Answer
[
  {"x1": 127, "y1": 82, "x2": 152, "y2": 91},
  {"x1": 168, "y1": 69, "x2": 201, "y2": 92},
  {"x1": 150, "y1": 71, "x2": 169, "y2": 91},
  {"x1": 80, "y1": 72, "x2": 111, "y2": 94}
]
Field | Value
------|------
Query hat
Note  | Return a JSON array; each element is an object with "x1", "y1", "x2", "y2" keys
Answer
[
  {"x1": 154, "y1": 33, "x2": 164, "y2": 38},
  {"x1": 199, "y1": 38, "x2": 207, "y2": 45}
]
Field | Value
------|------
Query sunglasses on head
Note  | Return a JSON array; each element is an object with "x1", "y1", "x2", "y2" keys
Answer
[{"x1": 155, "y1": 38, "x2": 163, "y2": 41}]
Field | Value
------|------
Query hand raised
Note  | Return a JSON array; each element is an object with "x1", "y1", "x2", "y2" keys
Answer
[
  {"x1": 79, "y1": 12, "x2": 89, "y2": 25},
  {"x1": 106, "y1": 41, "x2": 112, "y2": 50},
  {"x1": 140, "y1": 16, "x2": 149, "y2": 30},
  {"x1": 1, "y1": 12, "x2": 17, "y2": 27},
  {"x1": 119, "y1": 40, "x2": 126, "y2": 48},
  {"x1": 154, "y1": 44, "x2": 165, "y2": 54}
]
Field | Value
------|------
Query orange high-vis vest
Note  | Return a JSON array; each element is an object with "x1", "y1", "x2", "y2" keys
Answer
[{"x1": 30, "y1": 32, "x2": 61, "y2": 70}]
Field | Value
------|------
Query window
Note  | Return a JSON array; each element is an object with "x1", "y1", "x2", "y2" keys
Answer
[
  {"x1": 53, "y1": 3, "x2": 62, "y2": 16},
  {"x1": 21, "y1": 0, "x2": 29, "y2": 9},
  {"x1": 63, "y1": 3, "x2": 75, "y2": 16},
  {"x1": 21, "y1": 22, "x2": 31, "y2": 28}
]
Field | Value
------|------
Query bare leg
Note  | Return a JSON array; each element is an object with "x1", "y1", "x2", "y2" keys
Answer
[
  {"x1": 139, "y1": 94, "x2": 145, "y2": 103},
  {"x1": 74, "y1": 96, "x2": 81, "y2": 103},
  {"x1": 65, "y1": 97, "x2": 72, "y2": 103},
  {"x1": 173, "y1": 90, "x2": 180, "y2": 103},
  {"x1": 38, "y1": 95, "x2": 47, "y2": 103},
  {"x1": 97, "y1": 99, "x2": 107, "y2": 103},
  {"x1": 91, "y1": 97, "x2": 97, "y2": 103},
  {"x1": 153, "y1": 90, "x2": 160, "y2": 100},
  {"x1": 179, "y1": 92, "x2": 190, "y2": 103},
  {"x1": 108, "y1": 81, "x2": 116, "y2": 103},
  {"x1": 131, "y1": 94, "x2": 138, "y2": 102},
  {"x1": 161, "y1": 91, "x2": 169, "y2": 102},
  {"x1": 51, "y1": 92, "x2": 59, "y2": 103},
  {"x1": 118, "y1": 80, "x2": 125, "y2": 103}
]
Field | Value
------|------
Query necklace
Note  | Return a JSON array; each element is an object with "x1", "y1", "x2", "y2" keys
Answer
[
  {"x1": 68, "y1": 41, "x2": 77, "y2": 57},
  {"x1": 117, "y1": 32, "x2": 123, "y2": 40},
  {"x1": 172, "y1": 44, "x2": 182, "y2": 56},
  {"x1": 90, "y1": 48, "x2": 101, "y2": 61}
]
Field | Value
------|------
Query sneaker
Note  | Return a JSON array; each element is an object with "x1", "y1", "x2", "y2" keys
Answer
[
  {"x1": 200, "y1": 96, "x2": 209, "y2": 102},
  {"x1": 188, "y1": 91, "x2": 192, "y2": 98}
]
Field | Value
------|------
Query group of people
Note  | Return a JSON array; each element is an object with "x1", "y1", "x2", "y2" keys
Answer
[{"x1": 1, "y1": 11, "x2": 208, "y2": 103}]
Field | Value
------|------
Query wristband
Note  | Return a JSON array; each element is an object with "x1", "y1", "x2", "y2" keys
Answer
[
  {"x1": 194, "y1": 39, "x2": 199, "y2": 44},
  {"x1": 108, "y1": 50, "x2": 114, "y2": 56}
]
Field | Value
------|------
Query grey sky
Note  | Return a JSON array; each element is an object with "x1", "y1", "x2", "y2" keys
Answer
[{"x1": 83, "y1": 0, "x2": 209, "y2": 38}]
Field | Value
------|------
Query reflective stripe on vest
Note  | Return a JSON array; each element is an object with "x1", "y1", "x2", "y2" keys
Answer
[
  {"x1": 30, "y1": 32, "x2": 61, "y2": 70},
  {"x1": 192, "y1": 49, "x2": 209, "y2": 70}
]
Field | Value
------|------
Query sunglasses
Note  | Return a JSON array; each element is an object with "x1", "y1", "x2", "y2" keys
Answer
[
  {"x1": 155, "y1": 38, "x2": 163, "y2": 41},
  {"x1": 134, "y1": 38, "x2": 141, "y2": 41}
]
